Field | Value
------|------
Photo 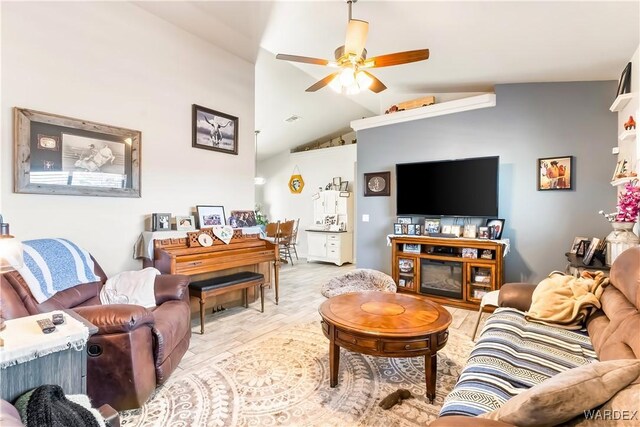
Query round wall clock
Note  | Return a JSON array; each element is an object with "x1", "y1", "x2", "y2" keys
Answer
[{"x1": 363, "y1": 171, "x2": 391, "y2": 197}]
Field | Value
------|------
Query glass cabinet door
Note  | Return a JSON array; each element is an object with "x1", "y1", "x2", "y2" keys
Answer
[{"x1": 466, "y1": 263, "x2": 495, "y2": 302}]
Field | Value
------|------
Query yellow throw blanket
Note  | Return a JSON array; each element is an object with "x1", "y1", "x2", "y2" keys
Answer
[{"x1": 525, "y1": 271, "x2": 609, "y2": 330}]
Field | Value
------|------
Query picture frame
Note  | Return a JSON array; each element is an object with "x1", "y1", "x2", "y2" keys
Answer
[
  {"x1": 393, "y1": 223, "x2": 403, "y2": 235},
  {"x1": 462, "y1": 248, "x2": 478, "y2": 259},
  {"x1": 463, "y1": 224, "x2": 477, "y2": 238},
  {"x1": 37, "y1": 134, "x2": 60, "y2": 151},
  {"x1": 363, "y1": 171, "x2": 391, "y2": 197},
  {"x1": 425, "y1": 219, "x2": 441, "y2": 234},
  {"x1": 582, "y1": 237, "x2": 600, "y2": 266},
  {"x1": 616, "y1": 62, "x2": 632, "y2": 97},
  {"x1": 403, "y1": 243, "x2": 421, "y2": 254},
  {"x1": 175, "y1": 215, "x2": 196, "y2": 231},
  {"x1": 192, "y1": 104, "x2": 238, "y2": 155},
  {"x1": 196, "y1": 205, "x2": 226, "y2": 228},
  {"x1": 441, "y1": 225, "x2": 452, "y2": 234},
  {"x1": 398, "y1": 258, "x2": 414, "y2": 274},
  {"x1": 486, "y1": 218, "x2": 505, "y2": 239},
  {"x1": 612, "y1": 159, "x2": 629, "y2": 180},
  {"x1": 414, "y1": 224, "x2": 422, "y2": 235},
  {"x1": 397, "y1": 217, "x2": 412, "y2": 224},
  {"x1": 152, "y1": 213, "x2": 171, "y2": 231},
  {"x1": 339, "y1": 181, "x2": 349, "y2": 191},
  {"x1": 14, "y1": 107, "x2": 141, "y2": 197},
  {"x1": 398, "y1": 278, "x2": 406, "y2": 287},
  {"x1": 570, "y1": 236, "x2": 589, "y2": 254},
  {"x1": 227, "y1": 210, "x2": 257, "y2": 228},
  {"x1": 576, "y1": 239, "x2": 591, "y2": 257},
  {"x1": 407, "y1": 224, "x2": 416, "y2": 235},
  {"x1": 478, "y1": 226, "x2": 489, "y2": 239},
  {"x1": 537, "y1": 156, "x2": 573, "y2": 191}
]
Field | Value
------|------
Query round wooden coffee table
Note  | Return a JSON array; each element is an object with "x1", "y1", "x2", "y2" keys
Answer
[{"x1": 318, "y1": 291, "x2": 452, "y2": 403}]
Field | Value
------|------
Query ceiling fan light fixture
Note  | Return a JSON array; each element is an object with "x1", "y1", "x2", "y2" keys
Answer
[
  {"x1": 339, "y1": 67, "x2": 356, "y2": 86},
  {"x1": 329, "y1": 75, "x2": 342, "y2": 93},
  {"x1": 355, "y1": 70, "x2": 373, "y2": 90}
]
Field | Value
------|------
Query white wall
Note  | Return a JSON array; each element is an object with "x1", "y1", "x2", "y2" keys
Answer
[
  {"x1": 617, "y1": 45, "x2": 639, "y2": 177},
  {"x1": 257, "y1": 143, "x2": 357, "y2": 258},
  {"x1": 1, "y1": 2, "x2": 255, "y2": 275}
]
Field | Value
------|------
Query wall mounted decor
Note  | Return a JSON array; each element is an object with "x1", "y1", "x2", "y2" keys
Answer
[
  {"x1": 289, "y1": 175, "x2": 304, "y2": 193},
  {"x1": 192, "y1": 104, "x2": 238, "y2": 155},
  {"x1": 14, "y1": 108, "x2": 141, "y2": 197},
  {"x1": 288, "y1": 165, "x2": 304, "y2": 194},
  {"x1": 537, "y1": 156, "x2": 573, "y2": 191},
  {"x1": 363, "y1": 171, "x2": 390, "y2": 197}
]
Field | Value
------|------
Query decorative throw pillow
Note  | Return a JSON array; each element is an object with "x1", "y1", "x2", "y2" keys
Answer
[{"x1": 479, "y1": 359, "x2": 640, "y2": 427}]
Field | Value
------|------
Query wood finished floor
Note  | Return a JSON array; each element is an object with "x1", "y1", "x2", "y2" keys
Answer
[{"x1": 176, "y1": 259, "x2": 488, "y2": 373}]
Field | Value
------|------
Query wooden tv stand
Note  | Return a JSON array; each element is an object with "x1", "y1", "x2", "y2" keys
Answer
[{"x1": 390, "y1": 235, "x2": 505, "y2": 309}]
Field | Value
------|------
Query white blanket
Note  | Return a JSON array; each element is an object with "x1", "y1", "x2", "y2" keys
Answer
[{"x1": 100, "y1": 267, "x2": 159, "y2": 308}]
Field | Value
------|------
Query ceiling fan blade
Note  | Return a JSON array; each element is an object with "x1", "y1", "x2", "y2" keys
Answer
[
  {"x1": 306, "y1": 71, "x2": 340, "y2": 92},
  {"x1": 276, "y1": 53, "x2": 331, "y2": 66},
  {"x1": 344, "y1": 19, "x2": 369, "y2": 57},
  {"x1": 361, "y1": 71, "x2": 387, "y2": 93},
  {"x1": 364, "y1": 49, "x2": 430, "y2": 68}
]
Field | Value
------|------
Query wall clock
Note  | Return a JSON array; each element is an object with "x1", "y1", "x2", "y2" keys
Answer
[{"x1": 363, "y1": 171, "x2": 390, "y2": 197}]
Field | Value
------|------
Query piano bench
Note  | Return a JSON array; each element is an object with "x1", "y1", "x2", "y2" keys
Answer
[{"x1": 189, "y1": 272, "x2": 265, "y2": 334}]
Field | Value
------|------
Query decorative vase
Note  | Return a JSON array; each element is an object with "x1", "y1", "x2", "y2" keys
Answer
[{"x1": 605, "y1": 222, "x2": 639, "y2": 266}]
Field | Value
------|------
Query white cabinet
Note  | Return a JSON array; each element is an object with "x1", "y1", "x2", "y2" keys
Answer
[
  {"x1": 312, "y1": 191, "x2": 354, "y2": 232},
  {"x1": 307, "y1": 190, "x2": 354, "y2": 265},
  {"x1": 306, "y1": 231, "x2": 353, "y2": 266}
]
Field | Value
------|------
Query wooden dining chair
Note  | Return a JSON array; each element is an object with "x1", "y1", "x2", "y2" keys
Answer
[
  {"x1": 265, "y1": 221, "x2": 280, "y2": 238},
  {"x1": 277, "y1": 220, "x2": 295, "y2": 265},
  {"x1": 289, "y1": 218, "x2": 300, "y2": 261}
]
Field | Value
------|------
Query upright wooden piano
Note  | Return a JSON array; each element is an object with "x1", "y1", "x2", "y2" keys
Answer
[{"x1": 151, "y1": 231, "x2": 280, "y2": 311}]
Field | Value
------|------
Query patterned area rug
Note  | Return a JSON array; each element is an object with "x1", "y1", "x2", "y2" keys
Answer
[{"x1": 121, "y1": 322, "x2": 473, "y2": 426}]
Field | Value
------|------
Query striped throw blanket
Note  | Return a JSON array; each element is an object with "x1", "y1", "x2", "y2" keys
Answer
[
  {"x1": 440, "y1": 307, "x2": 597, "y2": 417},
  {"x1": 17, "y1": 239, "x2": 101, "y2": 303}
]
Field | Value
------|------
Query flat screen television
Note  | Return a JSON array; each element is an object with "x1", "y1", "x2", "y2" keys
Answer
[{"x1": 396, "y1": 156, "x2": 499, "y2": 217}]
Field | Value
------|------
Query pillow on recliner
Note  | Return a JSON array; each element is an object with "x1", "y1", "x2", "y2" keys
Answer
[{"x1": 478, "y1": 359, "x2": 640, "y2": 427}]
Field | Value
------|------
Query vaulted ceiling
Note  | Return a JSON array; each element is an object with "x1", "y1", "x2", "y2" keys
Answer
[{"x1": 135, "y1": 1, "x2": 640, "y2": 160}]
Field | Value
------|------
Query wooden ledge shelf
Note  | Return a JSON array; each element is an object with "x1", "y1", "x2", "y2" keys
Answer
[{"x1": 350, "y1": 93, "x2": 497, "y2": 131}]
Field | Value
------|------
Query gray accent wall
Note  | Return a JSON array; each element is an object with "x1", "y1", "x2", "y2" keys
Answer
[{"x1": 356, "y1": 82, "x2": 617, "y2": 283}]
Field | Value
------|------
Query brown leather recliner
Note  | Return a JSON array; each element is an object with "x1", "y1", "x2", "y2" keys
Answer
[{"x1": 0, "y1": 258, "x2": 191, "y2": 411}]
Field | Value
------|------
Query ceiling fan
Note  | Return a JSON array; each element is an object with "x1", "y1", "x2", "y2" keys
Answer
[{"x1": 276, "y1": 0, "x2": 429, "y2": 94}]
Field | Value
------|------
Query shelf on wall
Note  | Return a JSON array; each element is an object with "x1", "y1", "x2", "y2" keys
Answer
[
  {"x1": 609, "y1": 93, "x2": 634, "y2": 112},
  {"x1": 350, "y1": 93, "x2": 497, "y2": 131},
  {"x1": 610, "y1": 176, "x2": 638, "y2": 186},
  {"x1": 618, "y1": 129, "x2": 637, "y2": 141}
]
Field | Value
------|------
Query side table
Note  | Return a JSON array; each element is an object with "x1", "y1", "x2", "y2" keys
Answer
[
  {"x1": 0, "y1": 310, "x2": 97, "y2": 403},
  {"x1": 471, "y1": 290, "x2": 500, "y2": 341}
]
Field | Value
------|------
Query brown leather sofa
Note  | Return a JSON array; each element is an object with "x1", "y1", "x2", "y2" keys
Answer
[
  {"x1": 431, "y1": 246, "x2": 640, "y2": 426},
  {"x1": 0, "y1": 259, "x2": 191, "y2": 411}
]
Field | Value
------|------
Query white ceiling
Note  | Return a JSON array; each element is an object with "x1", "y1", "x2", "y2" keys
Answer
[{"x1": 135, "y1": 1, "x2": 640, "y2": 160}]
